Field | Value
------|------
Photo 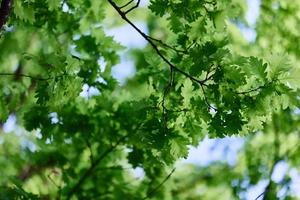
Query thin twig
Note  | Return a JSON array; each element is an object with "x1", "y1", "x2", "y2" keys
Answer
[
  {"x1": 66, "y1": 121, "x2": 143, "y2": 198},
  {"x1": 119, "y1": 0, "x2": 134, "y2": 9},
  {"x1": 66, "y1": 122, "x2": 145, "y2": 198},
  {"x1": 107, "y1": 0, "x2": 216, "y2": 112},
  {"x1": 107, "y1": 0, "x2": 208, "y2": 87},
  {"x1": 124, "y1": 0, "x2": 141, "y2": 14},
  {"x1": 48, "y1": 170, "x2": 62, "y2": 200},
  {"x1": 142, "y1": 168, "x2": 176, "y2": 200},
  {"x1": 67, "y1": 135, "x2": 127, "y2": 199},
  {"x1": 236, "y1": 85, "x2": 265, "y2": 95},
  {"x1": 186, "y1": 40, "x2": 197, "y2": 51},
  {"x1": 203, "y1": 65, "x2": 216, "y2": 83},
  {"x1": 255, "y1": 114, "x2": 281, "y2": 200},
  {"x1": 97, "y1": 166, "x2": 133, "y2": 170},
  {"x1": 255, "y1": 192, "x2": 265, "y2": 200},
  {"x1": 200, "y1": 83, "x2": 217, "y2": 111},
  {"x1": 47, "y1": 171, "x2": 61, "y2": 189},
  {"x1": 0, "y1": 72, "x2": 51, "y2": 81},
  {"x1": 168, "y1": 108, "x2": 189, "y2": 113},
  {"x1": 161, "y1": 66, "x2": 174, "y2": 133},
  {"x1": 147, "y1": 35, "x2": 187, "y2": 54}
]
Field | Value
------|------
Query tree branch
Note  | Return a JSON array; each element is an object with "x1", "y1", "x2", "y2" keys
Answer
[
  {"x1": 255, "y1": 114, "x2": 281, "y2": 200},
  {"x1": 147, "y1": 35, "x2": 187, "y2": 54},
  {"x1": 124, "y1": 0, "x2": 140, "y2": 14},
  {"x1": 66, "y1": 135, "x2": 127, "y2": 199},
  {"x1": 119, "y1": 0, "x2": 134, "y2": 9},
  {"x1": 18, "y1": 159, "x2": 56, "y2": 182},
  {"x1": 107, "y1": 0, "x2": 218, "y2": 112},
  {"x1": 161, "y1": 66, "x2": 174, "y2": 133},
  {"x1": 236, "y1": 85, "x2": 266, "y2": 95},
  {"x1": 107, "y1": 0, "x2": 208, "y2": 87},
  {"x1": 0, "y1": 72, "x2": 51, "y2": 81},
  {"x1": 200, "y1": 83, "x2": 217, "y2": 111},
  {"x1": 142, "y1": 168, "x2": 176, "y2": 200}
]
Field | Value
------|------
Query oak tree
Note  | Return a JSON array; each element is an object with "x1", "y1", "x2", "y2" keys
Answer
[{"x1": 0, "y1": 0, "x2": 299, "y2": 199}]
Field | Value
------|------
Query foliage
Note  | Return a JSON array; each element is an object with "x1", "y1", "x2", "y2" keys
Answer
[{"x1": 0, "y1": 0, "x2": 300, "y2": 199}]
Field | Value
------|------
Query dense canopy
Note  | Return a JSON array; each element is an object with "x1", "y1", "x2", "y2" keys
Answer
[{"x1": 0, "y1": 0, "x2": 300, "y2": 199}]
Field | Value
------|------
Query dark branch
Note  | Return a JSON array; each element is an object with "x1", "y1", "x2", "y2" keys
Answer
[
  {"x1": 107, "y1": 0, "x2": 208, "y2": 87},
  {"x1": 142, "y1": 168, "x2": 176, "y2": 200},
  {"x1": 0, "y1": 72, "x2": 51, "y2": 81},
  {"x1": 147, "y1": 35, "x2": 187, "y2": 54},
  {"x1": 107, "y1": 0, "x2": 218, "y2": 113},
  {"x1": 18, "y1": 159, "x2": 56, "y2": 181},
  {"x1": 124, "y1": 0, "x2": 140, "y2": 14},
  {"x1": 255, "y1": 193, "x2": 264, "y2": 200},
  {"x1": 203, "y1": 65, "x2": 216, "y2": 82},
  {"x1": 67, "y1": 135, "x2": 127, "y2": 199},
  {"x1": 200, "y1": 83, "x2": 217, "y2": 111},
  {"x1": 255, "y1": 158, "x2": 281, "y2": 200},
  {"x1": 0, "y1": 0, "x2": 12, "y2": 31},
  {"x1": 161, "y1": 66, "x2": 174, "y2": 133},
  {"x1": 236, "y1": 85, "x2": 266, "y2": 95},
  {"x1": 256, "y1": 115, "x2": 281, "y2": 200},
  {"x1": 0, "y1": 71, "x2": 70, "y2": 81},
  {"x1": 97, "y1": 166, "x2": 133, "y2": 170},
  {"x1": 119, "y1": 0, "x2": 134, "y2": 9}
]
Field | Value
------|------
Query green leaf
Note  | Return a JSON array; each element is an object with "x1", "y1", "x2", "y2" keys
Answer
[
  {"x1": 149, "y1": 0, "x2": 169, "y2": 16},
  {"x1": 280, "y1": 68, "x2": 300, "y2": 89},
  {"x1": 266, "y1": 53, "x2": 290, "y2": 80},
  {"x1": 181, "y1": 79, "x2": 194, "y2": 107},
  {"x1": 169, "y1": 138, "x2": 188, "y2": 159},
  {"x1": 48, "y1": 0, "x2": 61, "y2": 11},
  {"x1": 0, "y1": 96, "x2": 9, "y2": 122}
]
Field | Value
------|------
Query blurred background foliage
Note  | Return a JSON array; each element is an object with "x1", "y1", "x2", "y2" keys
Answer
[{"x1": 1, "y1": 0, "x2": 300, "y2": 199}]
